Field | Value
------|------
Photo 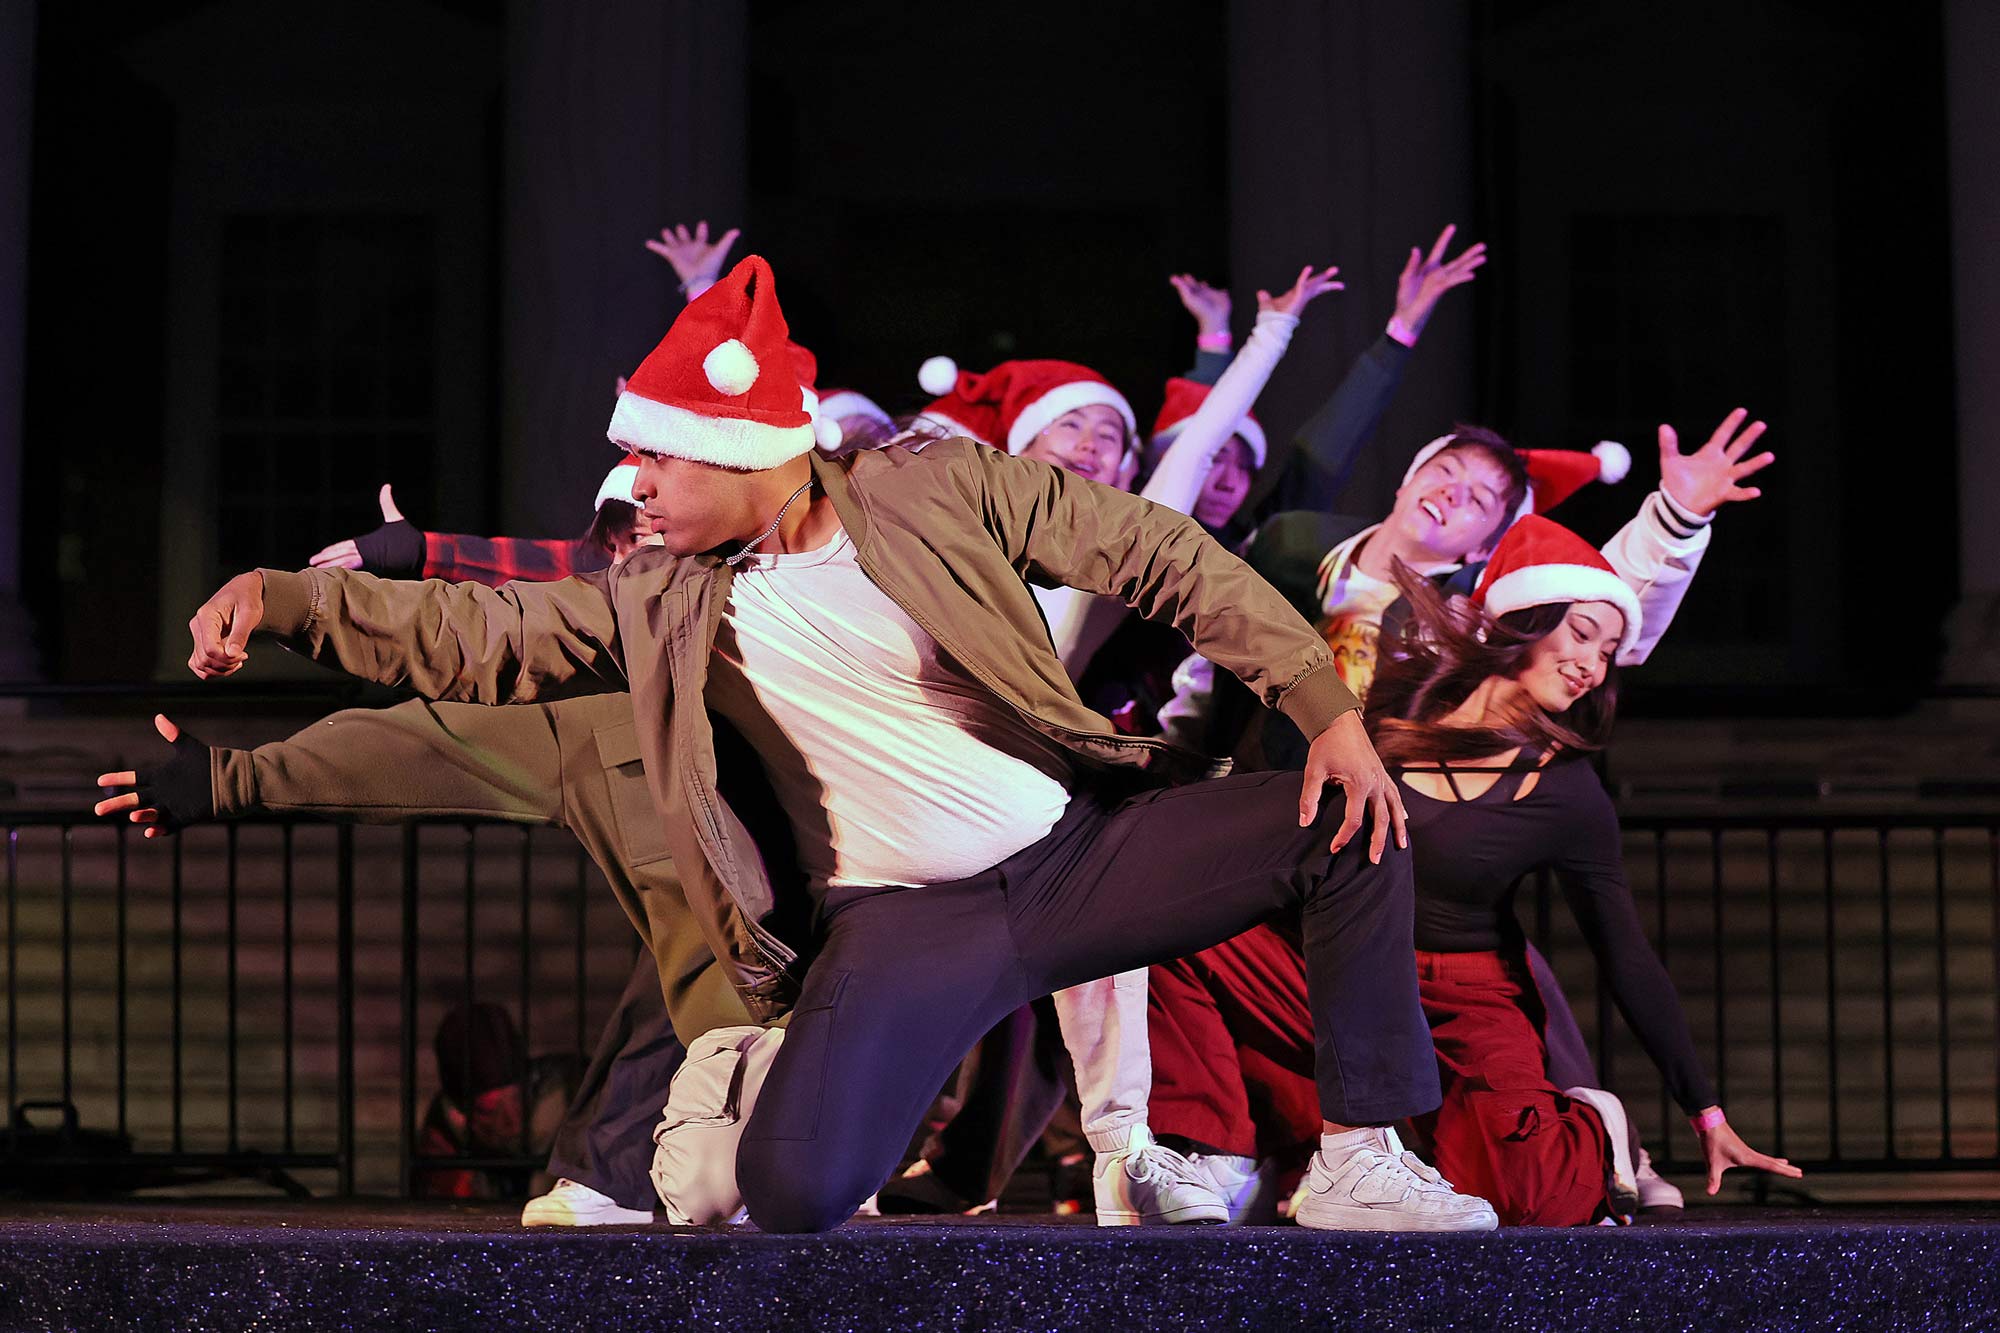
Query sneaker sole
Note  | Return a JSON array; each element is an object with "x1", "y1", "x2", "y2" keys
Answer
[
  {"x1": 1293, "y1": 1201, "x2": 1499, "y2": 1233},
  {"x1": 521, "y1": 1205, "x2": 655, "y2": 1227},
  {"x1": 1094, "y1": 1202, "x2": 1230, "y2": 1226}
]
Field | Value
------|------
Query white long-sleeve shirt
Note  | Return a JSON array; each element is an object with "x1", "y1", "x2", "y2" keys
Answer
[{"x1": 1037, "y1": 310, "x2": 1301, "y2": 674}]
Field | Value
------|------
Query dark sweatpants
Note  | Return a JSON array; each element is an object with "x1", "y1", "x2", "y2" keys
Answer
[
  {"x1": 544, "y1": 950, "x2": 686, "y2": 1211},
  {"x1": 736, "y1": 770, "x2": 1437, "y2": 1234}
]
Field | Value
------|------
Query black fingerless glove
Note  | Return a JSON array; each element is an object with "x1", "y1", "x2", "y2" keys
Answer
[
  {"x1": 133, "y1": 729, "x2": 216, "y2": 831},
  {"x1": 352, "y1": 519, "x2": 425, "y2": 576}
]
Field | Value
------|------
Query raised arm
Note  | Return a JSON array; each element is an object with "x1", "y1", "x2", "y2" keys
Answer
[
  {"x1": 1140, "y1": 264, "x2": 1341, "y2": 516},
  {"x1": 1600, "y1": 407, "x2": 1773, "y2": 664},
  {"x1": 1167, "y1": 273, "x2": 1235, "y2": 385},
  {"x1": 1255, "y1": 227, "x2": 1486, "y2": 520},
  {"x1": 187, "y1": 565, "x2": 626, "y2": 704},
  {"x1": 645, "y1": 220, "x2": 741, "y2": 304}
]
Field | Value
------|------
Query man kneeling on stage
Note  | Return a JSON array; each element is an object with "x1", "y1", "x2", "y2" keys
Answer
[{"x1": 184, "y1": 255, "x2": 1495, "y2": 1234}]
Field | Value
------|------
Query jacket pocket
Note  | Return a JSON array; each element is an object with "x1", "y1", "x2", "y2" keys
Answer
[{"x1": 594, "y1": 720, "x2": 673, "y2": 868}]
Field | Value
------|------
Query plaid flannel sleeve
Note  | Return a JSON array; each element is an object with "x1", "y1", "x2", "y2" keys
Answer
[{"x1": 421, "y1": 533, "x2": 610, "y2": 587}]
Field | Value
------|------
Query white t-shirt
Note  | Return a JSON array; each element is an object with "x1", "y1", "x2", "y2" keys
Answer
[{"x1": 706, "y1": 526, "x2": 1074, "y2": 891}]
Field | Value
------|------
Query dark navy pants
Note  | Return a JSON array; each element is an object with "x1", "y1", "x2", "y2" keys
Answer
[{"x1": 737, "y1": 770, "x2": 1438, "y2": 1233}]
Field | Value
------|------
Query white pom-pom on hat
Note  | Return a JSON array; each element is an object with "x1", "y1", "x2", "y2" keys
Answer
[
  {"x1": 918, "y1": 355, "x2": 959, "y2": 396},
  {"x1": 703, "y1": 338, "x2": 760, "y2": 396},
  {"x1": 1592, "y1": 439, "x2": 1632, "y2": 484},
  {"x1": 815, "y1": 417, "x2": 843, "y2": 451}
]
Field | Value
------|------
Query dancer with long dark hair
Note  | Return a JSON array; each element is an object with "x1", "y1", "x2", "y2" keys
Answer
[{"x1": 1363, "y1": 518, "x2": 1800, "y2": 1223}]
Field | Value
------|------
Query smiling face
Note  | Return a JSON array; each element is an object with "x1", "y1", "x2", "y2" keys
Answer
[
  {"x1": 1019, "y1": 403, "x2": 1130, "y2": 488},
  {"x1": 1192, "y1": 436, "x2": 1256, "y2": 528},
  {"x1": 1384, "y1": 444, "x2": 1518, "y2": 563},
  {"x1": 1513, "y1": 600, "x2": 1626, "y2": 713}
]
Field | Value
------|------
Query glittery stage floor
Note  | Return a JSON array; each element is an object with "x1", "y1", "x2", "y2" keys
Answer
[{"x1": 3, "y1": 1201, "x2": 1997, "y2": 1331}]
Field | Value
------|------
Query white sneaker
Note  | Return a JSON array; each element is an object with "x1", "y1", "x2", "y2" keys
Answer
[
  {"x1": 1283, "y1": 1129, "x2": 1453, "y2": 1218},
  {"x1": 1091, "y1": 1125, "x2": 1229, "y2": 1226},
  {"x1": 1634, "y1": 1147, "x2": 1684, "y2": 1213},
  {"x1": 1292, "y1": 1130, "x2": 1498, "y2": 1232},
  {"x1": 1185, "y1": 1151, "x2": 1263, "y2": 1225},
  {"x1": 521, "y1": 1179, "x2": 654, "y2": 1227},
  {"x1": 1565, "y1": 1086, "x2": 1640, "y2": 1217}
]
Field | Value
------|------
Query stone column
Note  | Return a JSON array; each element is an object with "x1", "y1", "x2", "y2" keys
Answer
[
  {"x1": 1943, "y1": 0, "x2": 2000, "y2": 686},
  {"x1": 0, "y1": 0, "x2": 38, "y2": 679},
  {"x1": 500, "y1": 0, "x2": 747, "y2": 534},
  {"x1": 1227, "y1": 0, "x2": 1474, "y2": 517}
]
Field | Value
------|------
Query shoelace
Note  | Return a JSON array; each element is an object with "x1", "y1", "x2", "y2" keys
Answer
[
  {"x1": 1381, "y1": 1129, "x2": 1455, "y2": 1192},
  {"x1": 1122, "y1": 1144, "x2": 1209, "y2": 1190},
  {"x1": 1398, "y1": 1152, "x2": 1447, "y2": 1187},
  {"x1": 1356, "y1": 1150, "x2": 1417, "y2": 1191}
]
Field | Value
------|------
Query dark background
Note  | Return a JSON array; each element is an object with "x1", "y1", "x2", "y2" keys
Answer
[{"x1": 12, "y1": 1, "x2": 1965, "y2": 708}]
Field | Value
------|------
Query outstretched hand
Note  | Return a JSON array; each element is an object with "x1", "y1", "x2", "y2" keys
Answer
[
  {"x1": 1658, "y1": 408, "x2": 1773, "y2": 517},
  {"x1": 309, "y1": 483, "x2": 406, "y2": 571},
  {"x1": 94, "y1": 714, "x2": 213, "y2": 837},
  {"x1": 645, "y1": 220, "x2": 741, "y2": 295},
  {"x1": 1390, "y1": 224, "x2": 1486, "y2": 345},
  {"x1": 188, "y1": 572, "x2": 266, "y2": 679},
  {"x1": 1257, "y1": 265, "x2": 1344, "y2": 320},
  {"x1": 1300, "y1": 709, "x2": 1408, "y2": 864},
  {"x1": 1168, "y1": 273, "x2": 1232, "y2": 338},
  {"x1": 1697, "y1": 1115, "x2": 1803, "y2": 1196}
]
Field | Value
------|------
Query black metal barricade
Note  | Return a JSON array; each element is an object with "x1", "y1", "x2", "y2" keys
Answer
[
  {"x1": 6, "y1": 804, "x2": 2000, "y2": 1198},
  {"x1": 1, "y1": 813, "x2": 628, "y2": 1199}
]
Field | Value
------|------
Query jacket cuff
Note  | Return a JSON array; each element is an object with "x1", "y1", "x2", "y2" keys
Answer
[
  {"x1": 1368, "y1": 331, "x2": 1415, "y2": 372},
  {"x1": 209, "y1": 747, "x2": 258, "y2": 820},
  {"x1": 1277, "y1": 662, "x2": 1362, "y2": 738},
  {"x1": 256, "y1": 568, "x2": 318, "y2": 636}
]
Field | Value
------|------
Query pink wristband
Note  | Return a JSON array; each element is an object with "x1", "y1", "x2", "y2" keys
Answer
[
  {"x1": 1196, "y1": 330, "x2": 1232, "y2": 352},
  {"x1": 1689, "y1": 1107, "x2": 1726, "y2": 1132}
]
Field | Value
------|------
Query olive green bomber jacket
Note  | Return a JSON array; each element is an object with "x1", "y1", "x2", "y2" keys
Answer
[{"x1": 251, "y1": 440, "x2": 1360, "y2": 1022}]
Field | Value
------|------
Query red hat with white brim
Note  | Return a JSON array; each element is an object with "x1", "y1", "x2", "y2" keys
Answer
[
  {"x1": 609, "y1": 256, "x2": 820, "y2": 468},
  {"x1": 915, "y1": 356, "x2": 1136, "y2": 456},
  {"x1": 1149, "y1": 377, "x2": 1267, "y2": 468},
  {"x1": 594, "y1": 456, "x2": 642, "y2": 510},
  {"x1": 1473, "y1": 514, "x2": 1642, "y2": 658}
]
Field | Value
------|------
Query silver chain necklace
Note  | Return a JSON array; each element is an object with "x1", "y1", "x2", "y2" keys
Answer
[{"x1": 725, "y1": 478, "x2": 816, "y2": 566}]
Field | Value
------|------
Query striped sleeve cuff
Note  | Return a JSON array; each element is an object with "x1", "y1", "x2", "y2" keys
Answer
[{"x1": 1651, "y1": 488, "x2": 1713, "y2": 540}]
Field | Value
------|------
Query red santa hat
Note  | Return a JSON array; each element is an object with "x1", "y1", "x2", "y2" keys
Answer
[
  {"x1": 594, "y1": 455, "x2": 642, "y2": 510},
  {"x1": 781, "y1": 339, "x2": 846, "y2": 453},
  {"x1": 1403, "y1": 432, "x2": 1630, "y2": 532},
  {"x1": 608, "y1": 256, "x2": 822, "y2": 467},
  {"x1": 914, "y1": 356, "x2": 1137, "y2": 456},
  {"x1": 1148, "y1": 377, "x2": 1267, "y2": 468},
  {"x1": 1473, "y1": 515, "x2": 1642, "y2": 658}
]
